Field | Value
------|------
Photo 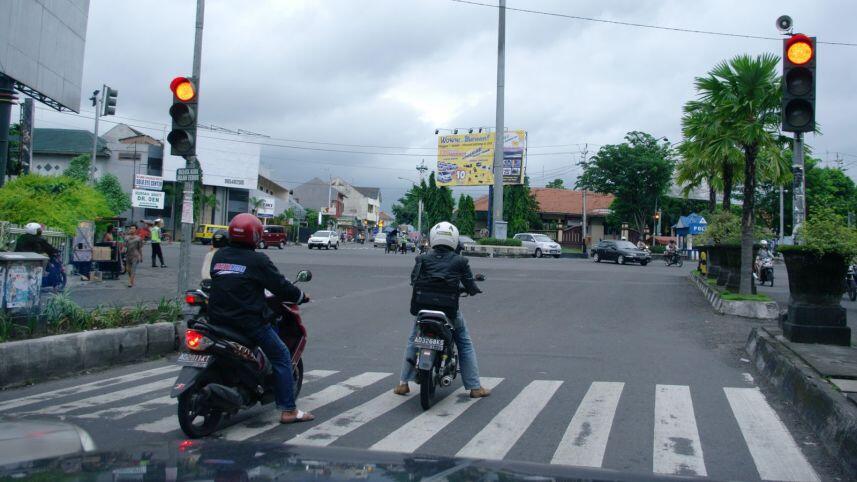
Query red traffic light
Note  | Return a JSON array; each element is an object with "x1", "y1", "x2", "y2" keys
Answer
[
  {"x1": 170, "y1": 76, "x2": 196, "y2": 102},
  {"x1": 786, "y1": 34, "x2": 814, "y2": 65}
]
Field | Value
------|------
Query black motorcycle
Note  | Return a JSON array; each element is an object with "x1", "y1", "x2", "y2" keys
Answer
[
  {"x1": 412, "y1": 274, "x2": 484, "y2": 410},
  {"x1": 171, "y1": 270, "x2": 312, "y2": 438},
  {"x1": 664, "y1": 251, "x2": 683, "y2": 267},
  {"x1": 846, "y1": 265, "x2": 857, "y2": 301}
]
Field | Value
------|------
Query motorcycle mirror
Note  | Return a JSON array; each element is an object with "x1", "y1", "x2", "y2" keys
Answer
[
  {"x1": 474, "y1": 273, "x2": 486, "y2": 282},
  {"x1": 296, "y1": 270, "x2": 312, "y2": 282}
]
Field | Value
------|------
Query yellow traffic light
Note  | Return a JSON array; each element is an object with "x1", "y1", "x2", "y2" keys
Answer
[
  {"x1": 170, "y1": 77, "x2": 196, "y2": 102},
  {"x1": 786, "y1": 35, "x2": 813, "y2": 65}
]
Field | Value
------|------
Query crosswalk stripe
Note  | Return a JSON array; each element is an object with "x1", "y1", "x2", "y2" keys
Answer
[
  {"x1": 304, "y1": 370, "x2": 339, "y2": 382},
  {"x1": 78, "y1": 395, "x2": 173, "y2": 420},
  {"x1": 551, "y1": 381, "x2": 624, "y2": 467},
  {"x1": 371, "y1": 377, "x2": 504, "y2": 453},
  {"x1": 221, "y1": 371, "x2": 388, "y2": 441},
  {"x1": 457, "y1": 380, "x2": 563, "y2": 460},
  {"x1": 724, "y1": 387, "x2": 820, "y2": 482},
  {"x1": 653, "y1": 385, "x2": 706, "y2": 476},
  {"x1": 26, "y1": 378, "x2": 176, "y2": 415},
  {"x1": 0, "y1": 365, "x2": 179, "y2": 412},
  {"x1": 286, "y1": 386, "x2": 412, "y2": 447}
]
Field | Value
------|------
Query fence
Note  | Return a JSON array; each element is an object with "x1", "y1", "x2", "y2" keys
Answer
[{"x1": 0, "y1": 222, "x2": 69, "y2": 260}]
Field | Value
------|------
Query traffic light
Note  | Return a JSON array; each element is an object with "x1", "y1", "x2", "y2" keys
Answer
[
  {"x1": 168, "y1": 76, "x2": 198, "y2": 157},
  {"x1": 782, "y1": 34, "x2": 816, "y2": 132},
  {"x1": 102, "y1": 86, "x2": 118, "y2": 116}
]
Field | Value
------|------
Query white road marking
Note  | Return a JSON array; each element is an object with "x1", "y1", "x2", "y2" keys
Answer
[
  {"x1": 724, "y1": 387, "x2": 820, "y2": 482},
  {"x1": 304, "y1": 370, "x2": 339, "y2": 382},
  {"x1": 222, "y1": 372, "x2": 389, "y2": 441},
  {"x1": 371, "y1": 377, "x2": 504, "y2": 453},
  {"x1": 457, "y1": 380, "x2": 563, "y2": 460},
  {"x1": 551, "y1": 381, "x2": 624, "y2": 467},
  {"x1": 26, "y1": 378, "x2": 176, "y2": 415},
  {"x1": 0, "y1": 365, "x2": 179, "y2": 412},
  {"x1": 653, "y1": 385, "x2": 707, "y2": 476},
  {"x1": 79, "y1": 395, "x2": 173, "y2": 420}
]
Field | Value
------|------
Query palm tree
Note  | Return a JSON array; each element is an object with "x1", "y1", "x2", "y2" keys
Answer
[
  {"x1": 694, "y1": 53, "x2": 782, "y2": 294},
  {"x1": 249, "y1": 196, "x2": 264, "y2": 216}
]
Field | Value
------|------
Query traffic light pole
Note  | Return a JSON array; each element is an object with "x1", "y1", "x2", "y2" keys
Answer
[
  {"x1": 490, "y1": 0, "x2": 506, "y2": 238},
  {"x1": 178, "y1": 0, "x2": 205, "y2": 296},
  {"x1": 792, "y1": 132, "x2": 806, "y2": 242},
  {"x1": 90, "y1": 89, "x2": 101, "y2": 181}
]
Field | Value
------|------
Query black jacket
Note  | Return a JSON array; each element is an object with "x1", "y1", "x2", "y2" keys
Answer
[
  {"x1": 208, "y1": 245, "x2": 303, "y2": 332},
  {"x1": 15, "y1": 234, "x2": 58, "y2": 257},
  {"x1": 410, "y1": 246, "x2": 481, "y2": 317}
]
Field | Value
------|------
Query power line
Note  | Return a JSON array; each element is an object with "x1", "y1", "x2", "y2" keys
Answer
[{"x1": 449, "y1": 0, "x2": 857, "y2": 47}]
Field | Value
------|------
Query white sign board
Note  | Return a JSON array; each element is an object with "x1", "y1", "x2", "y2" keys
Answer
[
  {"x1": 163, "y1": 133, "x2": 260, "y2": 188},
  {"x1": 131, "y1": 189, "x2": 165, "y2": 209},
  {"x1": 258, "y1": 198, "x2": 275, "y2": 218},
  {"x1": 134, "y1": 174, "x2": 163, "y2": 190}
]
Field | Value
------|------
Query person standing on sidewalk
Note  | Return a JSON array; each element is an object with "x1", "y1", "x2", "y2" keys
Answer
[
  {"x1": 124, "y1": 225, "x2": 144, "y2": 288},
  {"x1": 150, "y1": 219, "x2": 166, "y2": 268}
]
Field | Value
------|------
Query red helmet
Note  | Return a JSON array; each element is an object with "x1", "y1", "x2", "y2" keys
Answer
[{"x1": 228, "y1": 213, "x2": 263, "y2": 248}]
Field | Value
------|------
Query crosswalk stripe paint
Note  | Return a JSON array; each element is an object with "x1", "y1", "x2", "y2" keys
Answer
[
  {"x1": 653, "y1": 385, "x2": 707, "y2": 476},
  {"x1": 371, "y1": 377, "x2": 504, "y2": 453},
  {"x1": 26, "y1": 378, "x2": 176, "y2": 415},
  {"x1": 724, "y1": 387, "x2": 820, "y2": 482},
  {"x1": 78, "y1": 395, "x2": 174, "y2": 420},
  {"x1": 303, "y1": 370, "x2": 339, "y2": 382},
  {"x1": 222, "y1": 371, "x2": 390, "y2": 441},
  {"x1": 457, "y1": 380, "x2": 563, "y2": 460},
  {"x1": 0, "y1": 365, "x2": 179, "y2": 412},
  {"x1": 551, "y1": 381, "x2": 624, "y2": 467},
  {"x1": 286, "y1": 385, "x2": 413, "y2": 447}
]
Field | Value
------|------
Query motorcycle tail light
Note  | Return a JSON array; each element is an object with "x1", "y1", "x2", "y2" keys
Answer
[{"x1": 185, "y1": 329, "x2": 213, "y2": 351}]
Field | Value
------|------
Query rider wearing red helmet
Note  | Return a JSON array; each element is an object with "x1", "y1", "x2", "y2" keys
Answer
[{"x1": 208, "y1": 213, "x2": 315, "y2": 423}]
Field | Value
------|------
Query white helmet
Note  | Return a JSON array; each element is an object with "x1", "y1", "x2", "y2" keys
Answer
[
  {"x1": 761, "y1": 240, "x2": 769, "y2": 247},
  {"x1": 429, "y1": 221, "x2": 459, "y2": 250},
  {"x1": 25, "y1": 222, "x2": 41, "y2": 235}
]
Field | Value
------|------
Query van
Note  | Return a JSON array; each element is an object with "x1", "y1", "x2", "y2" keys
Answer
[
  {"x1": 261, "y1": 225, "x2": 287, "y2": 249},
  {"x1": 194, "y1": 224, "x2": 229, "y2": 244}
]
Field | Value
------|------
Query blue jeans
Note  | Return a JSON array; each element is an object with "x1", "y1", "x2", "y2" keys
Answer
[
  {"x1": 249, "y1": 323, "x2": 296, "y2": 411},
  {"x1": 400, "y1": 311, "x2": 482, "y2": 390}
]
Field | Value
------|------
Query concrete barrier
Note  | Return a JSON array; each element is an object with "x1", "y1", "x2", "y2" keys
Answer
[
  {"x1": 689, "y1": 272, "x2": 779, "y2": 319},
  {"x1": 463, "y1": 245, "x2": 532, "y2": 258}
]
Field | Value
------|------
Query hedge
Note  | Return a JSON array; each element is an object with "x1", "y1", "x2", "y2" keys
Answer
[{"x1": 476, "y1": 238, "x2": 523, "y2": 247}]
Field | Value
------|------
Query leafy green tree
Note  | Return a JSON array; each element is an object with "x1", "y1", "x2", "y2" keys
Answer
[
  {"x1": 63, "y1": 154, "x2": 92, "y2": 182},
  {"x1": 503, "y1": 177, "x2": 542, "y2": 236},
  {"x1": 392, "y1": 180, "x2": 426, "y2": 227},
  {"x1": 304, "y1": 208, "x2": 322, "y2": 232},
  {"x1": 424, "y1": 172, "x2": 454, "y2": 228},
  {"x1": 95, "y1": 173, "x2": 131, "y2": 215},
  {"x1": 576, "y1": 131, "x2": 674, "y2": 239},
  {"x1": 454, "y1": 195, "x2": 476, "y2": 235},
  {"x1": 6, "y1": 123, "x2": 21, "y2": 176},
  {"x1": 0, "y1": 174, "x2": 111, "y2": 234},
  {"x1": 545, "y1": 178, "x2": 565, "y2": 189},
  {"x1": 249, "y1": 196, "x2": 264, "y2": 215}
]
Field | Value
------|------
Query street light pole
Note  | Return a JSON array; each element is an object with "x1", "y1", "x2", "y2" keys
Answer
[{"x1": 490, "y1": 0, "x2": 506, "y2": 238}]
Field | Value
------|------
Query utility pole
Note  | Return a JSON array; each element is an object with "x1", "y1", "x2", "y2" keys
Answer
[
  {"x1": 490, "y1": 0, "x2": 507, "y2": 239},
  {"x1": 90, "y1": 89, "x2": 101, "y2": 180},
  {"x1": 178, "y1": 0, "x2": 205, "y2": 296},
  {"x1": 327, "y1": 173, "x2": 333, "y2": 229},
  {"x1": 779, "y1": 185, "x2": 785, "y2": 241},
  {"x1": 792, "y1": 133, "x2": 806, "y2": 240},
  {"x1": 417, "y1": 160, "x2": 428, "y2": 234},
  {"x1": 0, "y1": 75, "x2": 16, "y2": 187},
  {"x1": 580, "y1": 145, "x2": 588, "y2": 242}
]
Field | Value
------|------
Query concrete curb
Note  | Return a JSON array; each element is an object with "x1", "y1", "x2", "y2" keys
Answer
[
  {"x1": 463, "y1": 245, "x2": 532, "y2": 258},
  {"x1": 689, "y1": 273, "x2": 779, "y2": 319},
  {"x1": 746, "y1": 327, "x2": 857, "y2": 479},
  {"x1": 0, "y1": 321, "x2": 179, "y2": 389}
]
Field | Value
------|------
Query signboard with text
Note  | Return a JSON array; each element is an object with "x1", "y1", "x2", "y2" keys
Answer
[
  {"x1": 436, "y1": 130, "x2": 527, "y2": 186},
  {"x1": 131, "y1": 189, "x2": 165, "y2": 209},
  {"x1": 134, "y1": 174, "x2": 163, "y2": 190},
  {"x1": 176, "y1": 168, "x2": 201, "y2": 182},
  {"x1": 257, "y1": 198, "x2": 275, "y2": 218}
]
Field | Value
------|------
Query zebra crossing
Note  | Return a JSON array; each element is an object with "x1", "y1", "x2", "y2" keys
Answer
[{"x1": 0, "y1": 367, "x2": 820, "y2": 481}]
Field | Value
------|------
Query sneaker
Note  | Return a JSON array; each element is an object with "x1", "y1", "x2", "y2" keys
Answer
[
  {"x1": 470, "y1": 387, "x2": 491, "y2": 398},
  {"x1": 161, "y1": 265, "x2": 168, "y2": 268},
  {"x1": 393, "y1": 384, "x2": 410, "y2": 396}
]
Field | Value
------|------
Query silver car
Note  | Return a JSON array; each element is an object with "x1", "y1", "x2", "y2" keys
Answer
[{"x1": 513, "y1": 233, "x2": 562, "y2": 258}]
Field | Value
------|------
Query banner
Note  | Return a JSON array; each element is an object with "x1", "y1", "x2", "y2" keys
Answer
[
  {"x1": 134, "y1": 174, "x2": 164, "y2": 191},
  {"x1": 131, "y1": 189, "x2": 165, "y2": 209},
  {"x1": 436, "y1": 130, "x2": 527, "y2": 186},
  {"x1": 257, "y1": 198, "x2": 275, "y2": 218}
]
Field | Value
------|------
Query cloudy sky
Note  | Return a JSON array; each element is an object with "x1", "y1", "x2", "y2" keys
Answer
[{"x1": 25, "y1": 0, "x2": 857, "y2": 210}]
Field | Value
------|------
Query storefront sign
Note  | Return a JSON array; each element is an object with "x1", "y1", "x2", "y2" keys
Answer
[{"x1": 131, "y1": 189, "x2": 165, "y2": 209}]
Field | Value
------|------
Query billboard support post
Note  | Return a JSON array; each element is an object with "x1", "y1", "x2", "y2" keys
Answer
[
  {"x1": 0, "y1": 75, "x2": 16, "y2": 187},
  {"x1": 491, "y1": 0, "x2": 506, "y2": 237}
]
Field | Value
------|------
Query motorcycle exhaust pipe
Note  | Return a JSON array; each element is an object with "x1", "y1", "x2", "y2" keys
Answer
[{"x1": 440, "y1": 376, "x2": 453, "y2": 387}]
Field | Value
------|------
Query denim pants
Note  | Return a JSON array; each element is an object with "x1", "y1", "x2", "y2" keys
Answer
[
  {"x1": 249, "y1": 323, "x2": 296, "y2": 411},
  {"x1": 400, "y1": 311, "x2": 482, "y2": 390}
]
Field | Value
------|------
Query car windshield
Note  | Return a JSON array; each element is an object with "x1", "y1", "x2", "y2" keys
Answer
[
  {"x1": 533, "y1": 235, "x2": 553, "y2": 243},
  {"x1": 616, "y1": 241, "x2": 637, "y2": 249},
  {"x1": 313, "y1": 231, "x2": 331, "y2": 237}
]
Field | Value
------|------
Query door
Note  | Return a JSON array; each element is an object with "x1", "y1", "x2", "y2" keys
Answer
[
  {"x1": 602, "y1": 242, "x2": 617, "y2": 261},
  {"x1": 520, "y1": 234, "x2": 536, "y2": 254}
]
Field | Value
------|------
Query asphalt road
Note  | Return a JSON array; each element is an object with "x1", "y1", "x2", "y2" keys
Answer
[{"x1": 1, "y1": 245, "x2": 844, "y2": 481}]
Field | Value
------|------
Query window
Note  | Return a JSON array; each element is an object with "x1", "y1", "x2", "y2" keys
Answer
[{"x1": 533, "y1": 234, "x2": 553, "y2": 242}]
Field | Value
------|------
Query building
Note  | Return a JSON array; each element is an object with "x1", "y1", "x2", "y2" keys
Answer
[
  {"x1": 330, "y1": 178, "x2": 382, "y2": 228},
  {"x1": 27, "y1": 127, "x2": 110, "y2": 176},
  {"x1": 292, "y1": 177, "x2": 347, "y2": 219}
]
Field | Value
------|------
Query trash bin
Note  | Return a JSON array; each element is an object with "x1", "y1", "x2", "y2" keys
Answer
[{"x1": 0, "y1": 252, "x2": 48, "y2": 313}]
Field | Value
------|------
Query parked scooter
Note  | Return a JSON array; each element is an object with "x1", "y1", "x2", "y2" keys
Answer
[
  {"x1": 171, "y1": 270, "x2": 312, "y2": 438},
  {"x1": 412, "y1": 274, "x2": 485, "y2": 410},
  {"x1": 846, "y1": 265, "x2": 857, "y2": 301},
  {"x1": 756, "y1": 257, "x2": 774, "y2": 287}
]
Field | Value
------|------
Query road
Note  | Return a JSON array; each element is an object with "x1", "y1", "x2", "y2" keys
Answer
[{"x1": 1, "y1": 246, "x2": 843, "y2": 480}]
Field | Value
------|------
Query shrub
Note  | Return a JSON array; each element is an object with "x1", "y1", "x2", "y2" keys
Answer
[
  {"x1": 780, "y1": 208, "x2": 857, "y2": 259},
  {"x1": 651, "y1": 245, "x2": 666, "y2": 254},
  {"x1": 697, "y1": 211, "x2": 772, "y2": 246},
  {"x1": 476, "y1": 237, "x2": 523, "y2": 247}
]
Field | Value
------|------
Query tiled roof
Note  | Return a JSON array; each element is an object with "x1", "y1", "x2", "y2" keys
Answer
[
  {"x1": 32, "y1": 128, "x2": 110, "y2": 157},
  {"x1": 474, "y1": 188, "x2": 614, "y2": 216}
]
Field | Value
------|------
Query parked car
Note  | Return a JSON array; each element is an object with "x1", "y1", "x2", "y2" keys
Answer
[
  {"x1": 459, "y1": 235, "x2": 476, "y2": 246},
  {"x1": 260, "y1": 225, "x2": 287, "y2": 249},
  {"x1": 513, "y1": 233, "x2": 562, "y2": 258},
  {"x1": 308, "y1": 230, "x2": 339, "y2": 250},
  {"x1": 591, "y1": 240, "x2": 651, "y2": 265},
  {"x1": 194, "y1": 224, "x2": 229, "y2": 244},
  {"x1": 373, "y1": 232, "x2": 388, "y2": 248}
]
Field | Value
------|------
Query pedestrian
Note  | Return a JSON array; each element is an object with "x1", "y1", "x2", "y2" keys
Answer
[
  {"x1": 150, "y1": 218, "x2": 166, "y2": 268},
  {"x1": 137, "y1": 220, "x2": 150, "y2": 241},
  {"x1": 124, "y1": 225, "x2": 144, "y2": 288},
  {"x1": 102, "y1": 224, "x2": 115, "y2": 243}
]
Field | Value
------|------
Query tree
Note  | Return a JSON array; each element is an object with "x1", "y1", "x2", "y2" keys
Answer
[
  {"x1": 545, "y1": 178, "x2": 565, "y2": 189},
  {"x1": 454, "y1": 195, "x2": 476, "y2": 235},
  {"x1": 304, "y1": 208, "x2": 322, "y2": 232},
  {"x1": 694, "y1": 54, "x2": 782, "y2": 294},
  {"x1": 0, "y1": 174, "x2": 111, "y2": 234},
  {"x1": 197, "y1": 193, "x2": 218, "y2": 223},
  {"x1": 576, "y1": 131, "x2": 674, "y2": 239},
  {"x1": 392, "y1": 180, "x2": 427, "y2": 227},
  {"x1": 503, "y1": 176, "x2": 542, "y2": 236},
  {"x1": 6, "y1": 123, "x2": 21, "y2": 177},
  {"x1": 63, "y1": 153, "x2": 91, "y2": 182},
  {"x1": 95, "y1": 173, "x2": 131, "y2": 215},
  {"x1": 249, "y1": 196, "x2": 264, "y2": 215},
  {"x1": 424, "y1": 172, "x2": 454, "y2": 228}
]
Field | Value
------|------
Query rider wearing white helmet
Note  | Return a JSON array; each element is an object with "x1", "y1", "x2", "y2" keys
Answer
[
  {"x1": 394, "y1": 221, "x2": 491, "y2": 398},
  {"x1": 15, "y1": 222, "x2": 57, "y2": 256}
]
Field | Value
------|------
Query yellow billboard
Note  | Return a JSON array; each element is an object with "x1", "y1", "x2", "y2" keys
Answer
[{"x1": 436, "y1": 130, "x2": 527, "y2": 186}]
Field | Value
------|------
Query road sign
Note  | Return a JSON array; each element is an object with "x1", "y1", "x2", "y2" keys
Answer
[
  {"x1": 134, "y1": 174, "x2": 163, "y2": 190},
  {"x1": 131, "y1": 189, "x2": 165, "y2": 209},
  {"x1": 176, "y1": 167, "x2": 201, "y2": 182}
]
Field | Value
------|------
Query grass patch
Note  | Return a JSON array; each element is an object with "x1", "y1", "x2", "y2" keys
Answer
[
  {"x1": 721, "y1": 292, "x2": 772, "y2": 302},
  {"x1": 706, "y1": 278, "x2": 717, "y2": 286},
  {"x1": 562, "y1": 247, "x2": 583, "y2": 254}
]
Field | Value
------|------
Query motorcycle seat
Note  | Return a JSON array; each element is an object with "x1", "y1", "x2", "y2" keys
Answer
[
  {"x1": 417, "y1": 310, "x2": 450, "y2": 323},
  {"x1": 198, "y1": 322, "x2": 256, "y2": 348}
]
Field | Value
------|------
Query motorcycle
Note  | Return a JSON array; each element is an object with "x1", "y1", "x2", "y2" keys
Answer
[
  {"x1": 756, "y1": 257, "x2": 774, "y2": 287},
  {"x1": 171, "y1": 270, "x2": 312, "y2": 438},
  {"x1": 412, "y1": 274, "x2": 485, "y2": 410},
  {"x1": 41, "y1": 252, "x2": 67, "y2": 292},
  {"x1": 664, "y1": 251, "x2": 683, "y2": 267},
  {"x1": 846, "y1": 265, "x2": 857, "y2": 301}
]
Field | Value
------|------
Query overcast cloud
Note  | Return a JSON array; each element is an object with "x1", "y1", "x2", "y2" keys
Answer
[{"x1": 26, "y1": 0, "x2": 857, "y2": 210}]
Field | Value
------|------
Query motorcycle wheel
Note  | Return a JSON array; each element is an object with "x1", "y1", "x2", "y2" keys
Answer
[
  {"x1": 293, "y1": 359, "x2": 304, "y2": 399},
  {"x1": 418, "y1": 368, "x2": 435, "y2": 410},
  {"x1": 676, "y1": 257, "x2": 684, "y2": 267},
  {"x1": 177, "y1": 383, "x2": 224, "y2": 438}
]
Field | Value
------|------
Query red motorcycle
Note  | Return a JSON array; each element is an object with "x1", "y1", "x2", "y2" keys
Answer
[{"x1": 171, "y1": 270, "x2": 312, "y2": 438}]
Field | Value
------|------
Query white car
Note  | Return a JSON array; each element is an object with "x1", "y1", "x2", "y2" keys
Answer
[
  {"x1": 374, "y1": 232, "x2": 388, "y2": 248},
  {"x1": 308, "y1": 230, "x2": 339, "y2": 250},
  {"x1": 513, "y1": 233, "x2": 562, "y2": 258}
]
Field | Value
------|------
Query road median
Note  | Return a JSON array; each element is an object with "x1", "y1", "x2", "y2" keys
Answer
[{"x1": 689, "y1": 272, "x2": 779, "y2": 319}]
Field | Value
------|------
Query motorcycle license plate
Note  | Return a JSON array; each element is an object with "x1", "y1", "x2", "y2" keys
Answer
[
  {"x1": 414, "y1": 336, "x2": 444, "y2": 350},
  {"x1": 176, "y1": 352, "x2": 212, "y2": 368}
]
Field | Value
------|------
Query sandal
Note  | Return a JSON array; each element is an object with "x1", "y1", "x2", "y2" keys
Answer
[{"x1": 280, "y1": 409, "x2": 315, "y2": 424}]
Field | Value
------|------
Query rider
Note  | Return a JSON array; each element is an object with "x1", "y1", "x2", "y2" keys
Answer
[
  {"x1": 754, "y1": 240, "x2": 773, "y2": 279},
  {"x1": 208, "y1": 214, "x2": 315, "y2": 424},
  {"x1": 15, "y1": 222, "x2": 58, "y2": 257},
  {"x1": 393, "y1": 221, "x2": 491, "y2": 399},
  {"x1": 386, "y1": 228, "x2": 398, "y2": 252},
  {"x1": 666, "y1": 239, "x2": 678, "y2": 261}
]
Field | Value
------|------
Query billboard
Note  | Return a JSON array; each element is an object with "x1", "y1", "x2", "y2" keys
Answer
[
  {"x1": 257, "y1": 197, "x2": 275, "y2": 218},
  {"x1": 163, "y1": 132, "x2": 261, "y2": 189},
  {"x1": 0, "y1": 0, "x2": 89, "y2": 111},
  {"x1": 131, "y1": 189, "x2": 165, "y2": 209},
  {"x1": 436, "y1": 130, "x2": 527, "y2": 186}
]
